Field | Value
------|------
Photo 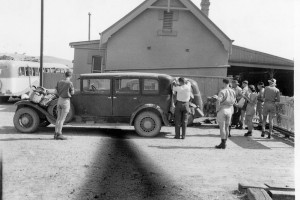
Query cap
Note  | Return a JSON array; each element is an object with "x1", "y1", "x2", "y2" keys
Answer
[
  {"x1": 242, "y1": 80, "x2": 248, "y2": 85},
  {"x1": 232, "y1": 80, "x2": 239, "y2": 85},
  {"x1": 268, "y1": 78, "x2": 276, "y2": 85}
]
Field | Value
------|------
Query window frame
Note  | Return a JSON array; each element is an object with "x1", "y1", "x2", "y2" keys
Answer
[
  {"x1": 142, "y1": 78, "x2": 160, "y2": 95},
  {"x1": 113, "y1": 78, "x2": 141, "y2": 95},
  {"x1": 81, "y1": 78, "x2": 112, "y2": 95}
]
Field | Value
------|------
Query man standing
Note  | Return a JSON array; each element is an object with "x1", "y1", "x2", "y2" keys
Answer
[
  {"x1": 261, "y1": 78, "x2": 280, "y2": 139},
  {"x1": 213, "y1": 79, "x2": 236, "y2": 149},
  {"x1": 256, "y1": 82, "x2": 265, "y2": 127},
  {"x1": 172, "y1": 77, "x2": 192, "y2": 139},
  {"x1": 238, "y1": 80, "x2": 249, "y2": 129},
  {"x1": 231, "y1": 80, "x2": 243, "y2": 128},
  {"x1": 54, "y1": 71, "x2": 75, "y2": 140}
]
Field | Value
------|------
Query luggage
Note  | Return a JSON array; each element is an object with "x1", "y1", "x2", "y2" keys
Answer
[
  {"x1": 29, "y1": 92, "x2": 44, "y2": 103},
  {"x1": 39, "y1": 94, "x2": 57, "y2": 107}
]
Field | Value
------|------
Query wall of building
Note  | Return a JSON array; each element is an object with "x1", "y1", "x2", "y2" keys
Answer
[
  {"x1": 72, "y1": 43, "x2": 100, "y2": 75},
  {"x1": 105, "y1": 8, "x2": 229, "y2": 76}
]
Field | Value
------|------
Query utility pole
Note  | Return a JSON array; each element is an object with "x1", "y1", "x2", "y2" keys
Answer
[
  {"x1": 39, "y1": 0, "x2": 44, "y2": 87},
  {"x1": 88, "y1": 12, "x2": 91, "y2": 41}
]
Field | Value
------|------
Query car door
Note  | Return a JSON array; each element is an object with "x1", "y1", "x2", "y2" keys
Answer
[
  {"x1": 112, "y1": 77, "x2": 141, "y2": 117},
  {"x1": 73, "y1": 78, "x2": 112, "y2": 117}
]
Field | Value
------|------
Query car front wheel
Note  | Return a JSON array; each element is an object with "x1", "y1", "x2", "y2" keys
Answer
[
  {"x1": 134, "y1": 111, "x2": 162, "y2": 137},
  {"x1": 13, "y1": 107, "x2": 40, "y2": 133}
]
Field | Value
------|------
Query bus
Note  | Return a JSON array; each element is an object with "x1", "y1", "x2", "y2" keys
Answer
[{"x1": 0, "y1": 60, "x2": 70, "y2": 101}]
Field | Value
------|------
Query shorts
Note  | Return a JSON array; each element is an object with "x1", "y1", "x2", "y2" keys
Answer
[
  {"x1": 217, "y1": 106, "x2": 233, "y2": 125},
  {"x1": 57, "y1": 97, "x2": 70, "y2": 113},
  {"x1": 263, "y1": 102, "x2": 276, "y2": 118}
]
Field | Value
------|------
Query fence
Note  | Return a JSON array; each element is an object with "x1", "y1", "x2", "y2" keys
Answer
[{"x1": 274, "y1": 96, "x2": 294, "y2": 133}]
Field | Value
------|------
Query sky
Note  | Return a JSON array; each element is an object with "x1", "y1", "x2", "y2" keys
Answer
[{"x1": 0, "y1": 0, "x2": 295, "y2": 60}]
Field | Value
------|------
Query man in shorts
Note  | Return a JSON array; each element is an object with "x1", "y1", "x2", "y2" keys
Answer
[
  {"x1": 213, "y1": 78, "x2": 236, "y2": 149},
  {"x1": 261, "y1": 78, "x2": 280, "y2": 139}
]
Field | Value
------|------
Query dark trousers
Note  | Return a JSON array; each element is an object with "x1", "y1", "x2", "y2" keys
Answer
[
  {"x1": 231, "y1": 106, "x2": 241, "y2": 126},
  {"x1": 175, "y1": 101, "x2": 190, "y2": 138}
]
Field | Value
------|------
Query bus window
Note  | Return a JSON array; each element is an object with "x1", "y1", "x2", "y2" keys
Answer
[
  {"x1": 25, "y1": 67, "x2": 33, "y2": 76},
  {"x1": 33, "y1": 68, "x2": 40, "y2": 76},
  {"x1": 19, "y1": 67, "x2": 25, "y2": 76}
]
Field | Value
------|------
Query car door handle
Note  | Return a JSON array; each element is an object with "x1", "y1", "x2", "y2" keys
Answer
[
  {"x1": 133, "y1": 97, "x2": 137, "y2": 100},
  {"x1": 108, "y1": 96, "x2": 112, "y2": 99}
]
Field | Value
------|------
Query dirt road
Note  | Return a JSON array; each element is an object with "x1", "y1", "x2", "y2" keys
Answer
[{"x1": 0, "y1": 104, "x2": 294, "y2": 200}]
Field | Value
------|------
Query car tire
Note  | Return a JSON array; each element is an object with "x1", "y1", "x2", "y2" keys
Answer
[
  {"x1": 13, "y1": 107, "x2": 40, "y2": 133},
  {"x1": 134, "y1": 111, "x2": 162, "y2": 137},
  {"x1": 47, "y1": 99, "x2": 75, "y2": 123}
]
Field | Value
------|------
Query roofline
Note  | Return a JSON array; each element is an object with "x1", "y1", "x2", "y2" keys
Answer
[
  {"x1": 69, "y1": 40, "x2": 100, "y2": 47},
  {"x1": 100, "y1": 0, "x2": 232, "y2": 51},
  {"x1": 232, "y1": 45, "x2": 294, "y2": 64}
]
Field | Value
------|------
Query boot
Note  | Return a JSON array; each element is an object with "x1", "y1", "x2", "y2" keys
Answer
[
  {"x1": 215, "y1": 139, "x2": 226, "y2": 149},
  {"x1": 55, "y1": 134, "x2": 67, "y2": 140},
  {"x1": 244, "y1": 132, "x2": 252, "y2": 137},
  {"x1": 261, "y1": 131, "x2": 265, "y2": 137},
  {"x1": 267, "y1": 132, "x2": 271, "y2": 139}
]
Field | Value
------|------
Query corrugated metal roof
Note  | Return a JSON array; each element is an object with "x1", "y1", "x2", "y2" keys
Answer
[{"x1": 229, "y1": 45, "x2": 294, "y2": 69}]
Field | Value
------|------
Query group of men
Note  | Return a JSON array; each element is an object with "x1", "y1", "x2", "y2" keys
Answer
[{"x1": 172, "y1": 77, "x2": 281, "y2": 150}]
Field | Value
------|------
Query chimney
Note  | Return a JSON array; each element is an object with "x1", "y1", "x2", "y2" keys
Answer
[{"x1": 201, "y1": 0, "x2": 210, "y2": 17}]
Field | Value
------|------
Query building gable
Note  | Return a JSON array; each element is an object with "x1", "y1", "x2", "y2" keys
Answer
[
  {"x1": 100, "y1": 0, "x2": 232, "y2": 52},
  {"x1": 151, "y1": 0, "x2": 186, "y2": 8}
]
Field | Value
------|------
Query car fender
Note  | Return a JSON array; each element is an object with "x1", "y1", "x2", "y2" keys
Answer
[
  {"x1": 15, "y1": 100, "x2": 56, "y2": 123},
  {"x1": 130, "y1": 104, "x2": 170, "y2": 126}
]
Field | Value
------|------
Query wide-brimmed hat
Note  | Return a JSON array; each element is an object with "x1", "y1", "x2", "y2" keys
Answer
[
  {"x1": 242, "y1": 80, "x2": 248, "y2": 85},
  {"x1": 268, "y1": 78, "x2": 276, "y2": 85},
  {"x1": 232, "y1": 80, "x2": 239, "y2": 85}
]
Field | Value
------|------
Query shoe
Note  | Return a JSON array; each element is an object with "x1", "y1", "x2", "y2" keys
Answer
[
  {"x1": 261, "y1": 131, "x2": 265, "y2": 137},
  {"x1": 228, "y1": 133, "x2": 231, "y2": 137},
  {"x1": 215, "y1": 139, "x2": 226, "y2": 149},
  {"x1": 244, "y1": 132, "x2": 252, "y2": 137},
  {"x1": 181, "y1": 137, "x2": 185, "y2": 139},
  {"x1": 174, "y1": 136, "x2": 180, "y2": 139},
  {"x1": 54, "y1": 133, "x2": 58, "y2": 139},
  {"x1": 55, "y1": 134, "x2": 67, "y2": 140},
  {"x1": 267, "y1": 133, "x2": 271, "y2": 139}
]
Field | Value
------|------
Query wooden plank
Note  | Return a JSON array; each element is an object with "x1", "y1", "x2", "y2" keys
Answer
[
  {"x1": 238, "y1": 182, "x2": 268, "y2": 193},
  {"x1": 268, "y1": 190, "x2": 295, "y2": 200},
  {"x1": 265, "y1": 183, "x2": 295, "y2": 191},
  {"x1": 247, "y1": 188, "x2": 272, "y2": 200}
]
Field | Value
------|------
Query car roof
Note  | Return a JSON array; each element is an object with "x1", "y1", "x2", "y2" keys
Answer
[{"x1": 80, "y1": 72, "x2": 174, "y2": 80}]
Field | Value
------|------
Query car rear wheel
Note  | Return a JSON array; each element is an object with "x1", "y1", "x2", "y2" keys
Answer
[
  {"x1": 134, "y1": 111, "x2": 162, "y2": 137},
  {"x1": 13, "y1": 107, "x2": 40, "y2": 133},
  {"x1": 47, "y1": 99, "x2": 75, "y2": 123}
]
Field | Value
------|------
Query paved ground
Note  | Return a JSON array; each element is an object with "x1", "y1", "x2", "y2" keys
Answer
[{"x1": 0, "y1": 103, "x2": 294, "y2": 200}]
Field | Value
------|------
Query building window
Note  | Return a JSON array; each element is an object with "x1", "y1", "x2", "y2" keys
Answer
[
  {"x1": 158, "y1": 10, "x2": 178, "y2": 36},
  {"x1": 162, "y1": 11, "x2": 173, "y2": 32}
]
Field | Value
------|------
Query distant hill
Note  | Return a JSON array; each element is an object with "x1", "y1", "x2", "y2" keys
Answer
[{"x1": 0, "y1": 53, "x2": 73, "y2": 68}]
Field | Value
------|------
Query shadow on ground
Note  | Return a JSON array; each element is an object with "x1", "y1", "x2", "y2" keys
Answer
[
  {"x1": 229, "y1": 136, "x2": 271, "y2": 150},
  {"x1": 76, "y1": 130, "x2": 192, "y2": 200}
]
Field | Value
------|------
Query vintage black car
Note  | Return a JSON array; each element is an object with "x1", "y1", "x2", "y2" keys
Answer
[{"x1": 13, "y1": 72, "x2": 203, "y2": 137}]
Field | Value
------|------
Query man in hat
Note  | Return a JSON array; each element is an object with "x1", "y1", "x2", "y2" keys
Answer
[
  {"x1": 172, "y1": 77, "x2": 192, "y2": 139},
  {"x1": 213, "y1": 78, "x2": 236, "y2": 149},
  {"x1": 238, "y1": 80, "x2": 249, "y2": 129},
  {"x1": 261, "y1": 78, "x2": 280, "y2": 138},
  {"x1": 231, "y1": 80, "x2": 243, "y2": 130}
]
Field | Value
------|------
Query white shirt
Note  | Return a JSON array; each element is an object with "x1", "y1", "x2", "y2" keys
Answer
[{"x1": 173, "y1": 82, "x2": 192, "y2": 102}]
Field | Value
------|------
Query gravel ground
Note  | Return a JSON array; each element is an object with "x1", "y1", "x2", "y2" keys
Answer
[{"x1": 0, "y1": 103, "x2": 294, "y2": 200}]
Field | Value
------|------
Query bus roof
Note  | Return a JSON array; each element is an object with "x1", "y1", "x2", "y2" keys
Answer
[{"x1": 0, "y1": 60, "x2": 70, "y2": 69}]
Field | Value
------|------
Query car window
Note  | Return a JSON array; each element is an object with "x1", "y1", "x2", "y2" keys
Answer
[
  {"x1": 83, "y1": 79, "x2": 111, "y2": 94},
  {"x1": 143, "y1": 79, "x2": 159, "y2": 94},
  {"x1": 115, "y1": 78, "x2": 140, "y2": 94}
]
